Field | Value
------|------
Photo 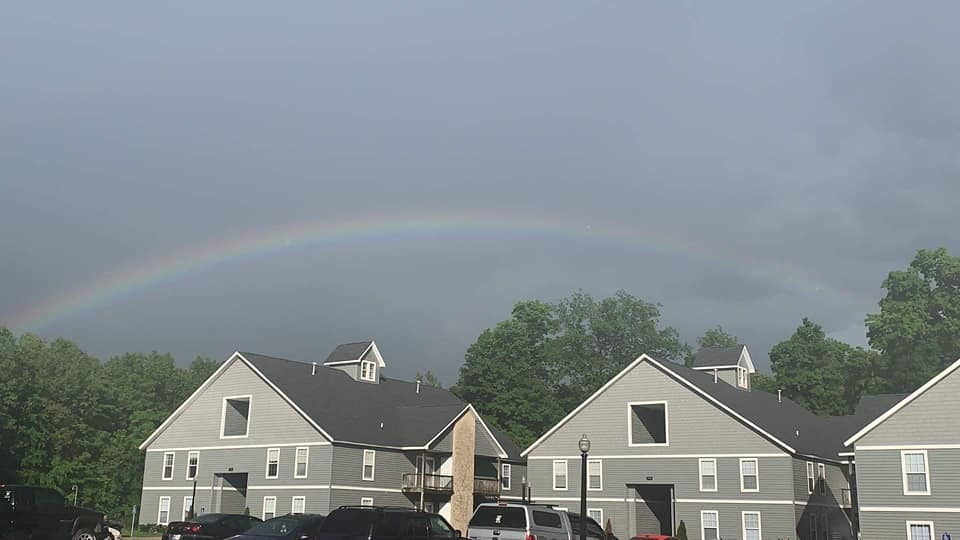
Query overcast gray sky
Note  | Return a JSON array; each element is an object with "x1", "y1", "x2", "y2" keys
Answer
[{"x1": 2, "y1": 2, "x2": 958, "y2": 384}]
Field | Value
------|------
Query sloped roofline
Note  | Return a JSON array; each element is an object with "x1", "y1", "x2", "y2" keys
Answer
[
  {"x1": 323, "y1": 340, "x2": 387, "y2": 367},
  {"x1": 844, "y1": 356, "x2": 960, "y2": 447},
  {"x1": 139, "y1": 352, "x2": 336, "y2": 450},
  {"x1": 423, "y1": 404, "x2": 509, "y2": 459},
  {"x1": 521, "y1": 353, "x2": 796, "y2": 457},
  {"x1": 739, "y1": 346, "x2": 756, "y2": 373}
]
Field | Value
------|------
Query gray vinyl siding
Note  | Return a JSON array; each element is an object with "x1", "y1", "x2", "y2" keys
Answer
[
  {"x1": 716, "y1": 368, "x2": 738, "y2": 388},
  {"x1": 855, "y1": 448, "x2": 960, "y2": 507},
  {"x1": 499, "y1": 462, "x2": 526, "y2": 498},
  {"x1": 791, "y1": 458, "x2": 852, "y2": 508},
  {"x1": 150, "y1": 357, "x2": 328, "y2": 448},
  {"x1": 857, "y1": 366, "x2": 960, "y2": 447},
  {"x1": 331, "y1": 444, "x2": 414, "y2": 490},
  {"x1": 793, "y1": 505, "x2": 855, "y2": 540},
  {"x1": 530, "y1": 361, "x2": 788, "y2": 455},
  {"x1": 327, "y1": 363, "x2": 360, "y2": 380},
  {"x1": 329, "y1": 487, "x2": 414, "y2": 509},
  {"x1": 142, "y1": 445, "x2": 334, "y2": 489},
  {"x1": 247, "y1": 489, "x2": 332, "y2": 519},
  {"x1": 860, "y1": 512, "x2": 960, "y2": 540},
  {"x1": 429, "y1": 417, "x2": 504, "y2": 459}
]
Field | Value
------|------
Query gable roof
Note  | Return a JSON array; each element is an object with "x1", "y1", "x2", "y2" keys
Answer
[
  {"x1": 323, "y1": 340, "x2": 386, "y2": 367},
  {"x1": 691, "y1": 345, "x2": 755, "y2": 373},
  {"x1": 523, "y1": 353, "x2": 886, "y2": 462},
  {"x1": 139, "y1": 349, "x2": 518, "y2": 459},
  {"x1": 844, "y1": 357, "x2": 960, "y2": 447}
]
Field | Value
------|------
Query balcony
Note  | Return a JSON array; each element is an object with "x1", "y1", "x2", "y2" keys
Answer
[
  {"x1": 474, "y1": 477, "x2": 500, "y2": 497},
  {"x1": 402, "y1": 473, "x2": 454, "y2": 495}
]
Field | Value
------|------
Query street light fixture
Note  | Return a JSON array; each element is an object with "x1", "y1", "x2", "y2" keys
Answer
[{"x1": 578, "y1": 434, "x2": 590, "y2": 540}]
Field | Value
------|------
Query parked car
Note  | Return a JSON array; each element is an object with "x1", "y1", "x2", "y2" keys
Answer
[
  {"x1": 230, "y1": 514, "x2": 325, "y2": 540},
  {"x1": 161, "y1": 513, "x2": 261, "y2": 540},
  {"x1": 0, "y1": 484, "x2": 107, "y2": 540},
  {"x1": 468, "y1": 503, "x2": 603, "y2": 540},
  {"x1": 317, "y1": 506, "x2": 459, "y2": 540}
]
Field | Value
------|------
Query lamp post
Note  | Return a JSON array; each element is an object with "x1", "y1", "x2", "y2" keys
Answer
[{"x1": 578, "y1": 434, "x2": 590, "y2": 540}]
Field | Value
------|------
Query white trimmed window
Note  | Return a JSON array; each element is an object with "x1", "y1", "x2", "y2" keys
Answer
[
  {"x1": 363, "y1": 449, "x2": 376, "y2": 481},
  {"x1": 262, "y1": 496, "x2": 276, "y2": 520},
  {"x1": 699, "y1": 458, "x2": 717, "y2": 492},
  {"x1": 736, "y1": 366, "x2": 748, "y2": 388},
  {"x1": 740, "y1": 458, "x2": 759, "y2": 492},
  {"x1": 501, "y1": 463, "x2": 512, "y2": 490},
  {"x1": 266, "y1": 448, "x2": 280, "y2": 479},
  {"x1": 817, "y1": 463, "x2": 826, "y2": 495},
  {"x1": 360, "y1": 497, "x2": 374, "y2": 507},
  {"x1": 701, "y1": 510, "x2": 719, "y2": 540},
  {"x1": 157, "y1": 496, "x2": 171, "y2": 525},
  {"x1": 553, "y1": 460, "x2": 568, "y2": 490},
  {"x1": 186, "y1": 451, "x2": 199, "y2": 480},
  {"x1": 907, "y1": 521, "x2": 934, "y2": 540},
  {"x1": 627, "y1": 401, "x2": 669, "y2": 446},
  {"x1": 742, "y1": 512, "x2": 761, "y2": 540},
  {"x1": 220, "y1": 396, "x2": 251, "y2": 438},
  {"x1": 360, "y1": 360, "x2": 376, "y2": 381},
  {"x1": 295, "y1": 447, "x2": 309, "y2": 478},
  {"x1": 162, "y1": 452, "x2": 175, "y2": 480},
  {"x1": 292, "y1": 496, "x2": 306, "y2": 514},
  {"x1": 587, "y1": 459, "x2": 602, "y2": 491},
  {"x1": 587, "y1": 509, "x2": 603, "y2": 526},
  {"x1": 806, "y1": 461, "x2": 815, "y2": 494},
  {"x1": 902, "y1": 450, "x2": 930, "y2": 495},
  {"x1": 182, "y1": 496, "x2": 193, "y2": 521}
]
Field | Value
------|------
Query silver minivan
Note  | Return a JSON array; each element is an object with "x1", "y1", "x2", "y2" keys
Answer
[{"x1": 467, "y1": 503, "x2": 604, "y2": 540}]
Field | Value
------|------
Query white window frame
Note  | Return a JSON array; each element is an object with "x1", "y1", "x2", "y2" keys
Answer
[
  {"x1": 360, "y1": 360, "x2": 376, "y2": 381},
  {"x1": 360, "y1": 497, "x2": 374, "y2": 507},
  {"x1": 262, "y1": 496, "x2": 276, "y2": 520},
  {"x1": 157, "y1": 496, "x2": 171, "y2": 525},
  {"x1": 587, "y1": 459, "x2": 603, "y2": 491},
  {"x1": 737, "y1": 366, "x2": 748, "y2": 388},
  {"x1": 626, "y1": 401, "x2": 669, "y2": 447},
  {"x1": 292, "y1": 496, "x2": 306, "y2": 514},
  {"x1": 182, "y1": 496, "x2": 193, "y2": 521},
  {"x1": 902, "y1": 450, "x2": 931, "y2": 496},
  {"x1": 186, "y1": 451, "x2": 199, "y2": 480},
  {"x1": 219, "y1": 395, "x2": 252, "y2": 439},
  {"x1": 587, "y1": 508, "x2": 603, "y2": 526},
  {"x1": 501, "y1": 463, "x2": 512, "y2": 491},
  {"x1": 806, "y1": 461, "x2": 815, "y2": 495},
  {"x1": 739, "y1": 458, "x2": 759, "y2": 492},
  {"x1": 818, "y1": 463, "x2": 826, "y2": 495},
  {"x1": 906, "y1": 520, "x2": 935, "y2": 540},
  {"x1": 700, "y1": 510, "x2": 719, "y2": 540},
  {"x1": 741, "y1": 511, "x2": 761, "y2": 540},
  {"x1": 553, "y1": 459, "x2": 568, "y2": 490},
  {"x1": 699, "y1": 458, "x2": 717, "y2": 492},
  {"x1": 162, "y1": 452, "x2": 175, "y2": 480},
  {"x1": 363, "y1": 449, "x2": 376, "y2": 481},
  {"x1": 294, "y1": 446, "x2": 309, "y2": 479},
  {"x1": 265, "y1": 447, "x2": 280, "y2": 479}
]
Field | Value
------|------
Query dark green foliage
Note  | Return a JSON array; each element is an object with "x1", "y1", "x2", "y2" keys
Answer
[
  {"x1": 415, "y1": 370, "x2": 442, "y2": 388},
  {"x1": 0, "y1": 328, "x2": 219, "y2": 522},
  {"x1": 453, "y1": 290, "x2": 690, "y2": 447},
  {"x1": 686, "y1": 326, "x2": 739, "y2": 366},
  {"x1": 675, "y1": 520, "x2": 688, "y2": 540}
]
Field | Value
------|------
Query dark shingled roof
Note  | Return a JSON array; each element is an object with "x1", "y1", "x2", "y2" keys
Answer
[
  {"x1": 651, "y1": 358, "x2": 896, "y2": 459},
  {"x1": 323, "y1": 341, "x2": 373, "y2": 364},
  {"x1": 240, "y1": 352, "x2": 522, "y2": 459},
  {"x1": 691, "y1": 346, "x2": 745, "y2": 368}
]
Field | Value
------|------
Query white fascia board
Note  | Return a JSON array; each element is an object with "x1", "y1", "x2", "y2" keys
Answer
[
  {"x1": 691, "y1": 365, "x2": 739, "y2": 370},
  {"x1": 844, "y1": 356, "x2": 960, "y2": 447},
  {"x1": 138, "y1": 352, "x2": 238, "y2": 450},
  {"x1": 740, "y1": 346, "x2": 756, "y2": 373}
]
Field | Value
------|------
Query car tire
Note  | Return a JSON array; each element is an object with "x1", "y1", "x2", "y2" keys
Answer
[{"x1": 72, "y1": 529, "x2": 97, "y2": 540}]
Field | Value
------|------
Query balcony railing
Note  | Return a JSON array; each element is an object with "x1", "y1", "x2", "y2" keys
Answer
[
  {"x1": 402, "y1": 473, "x2": 454, "y2": 494},
  {"x1": 474, "y1": 477, "x2": 500, "y2": 497},
  {"x1": 841, "y1": 488, "x2": 852, "y2": 506}
]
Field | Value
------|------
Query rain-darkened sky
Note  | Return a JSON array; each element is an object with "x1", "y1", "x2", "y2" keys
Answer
[{"x1": 2, "y1": 2, "x2": 958, "y2": 384}]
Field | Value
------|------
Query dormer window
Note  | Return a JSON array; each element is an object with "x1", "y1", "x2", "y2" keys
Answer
[
  {"x1": 737, "y1": 366, "x2": 748, "y2": 388},
  {"x1": 360, "y1": 360, "x2": 376, "y2": 382}
]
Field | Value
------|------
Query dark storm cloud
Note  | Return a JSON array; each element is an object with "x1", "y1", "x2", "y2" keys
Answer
[{"x1": 2, "y1": 1, "x2": 959, "y2": 382}]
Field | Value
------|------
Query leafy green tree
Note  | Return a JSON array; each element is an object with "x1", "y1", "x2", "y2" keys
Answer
[
  {"x1": 750, "y1": 372, "x2": 778, "y2": 393},
  {"x1": 415, "y1": 370, "x2": 442, "y2": 388},
  {"x1": 867, "y1": 248, "x2": 960, "y2": 392}
]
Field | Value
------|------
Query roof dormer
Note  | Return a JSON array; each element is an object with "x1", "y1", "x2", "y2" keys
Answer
[
  {"x1": 691, "y1": 345, "x2": 755, "y2": 390},
  {"x1": 322, "y1": 340, "x2": 385, "y2": 383}
]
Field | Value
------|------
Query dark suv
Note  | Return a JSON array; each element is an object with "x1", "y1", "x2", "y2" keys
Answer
[
  {"x1": 0, "y1": 484, "x2": 106, "y2": 540},
  {"x1": 317, "y1": 506, "x2": 460, "y2": 540}
]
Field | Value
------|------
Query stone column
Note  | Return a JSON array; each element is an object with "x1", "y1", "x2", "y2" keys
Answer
[{"x1": 450, "y1": 412, "x2": 476, "y2": 533}]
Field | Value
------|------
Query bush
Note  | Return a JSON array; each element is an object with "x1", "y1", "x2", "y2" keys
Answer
[{"x1": 675, "y1": 520, "x2": 688, "y2": 540}]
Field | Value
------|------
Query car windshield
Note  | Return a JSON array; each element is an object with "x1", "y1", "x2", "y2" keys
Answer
[
  {"x1": 321, "y1": 509, "x2": 377, "y2": 535},
  {"x1": 245, "y1": 516, "x2": 309, "y2": 537}
]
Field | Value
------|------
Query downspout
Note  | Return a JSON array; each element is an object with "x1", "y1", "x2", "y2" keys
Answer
[{"x1": 420, "y1": 451, "x2": 426, "y2": 511}]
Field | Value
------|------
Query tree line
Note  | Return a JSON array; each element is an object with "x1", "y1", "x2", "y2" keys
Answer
[
  {"x1": 1, "y1": 248, "x2": 957, "y2": 518},
  {"x1": 452, "y1": 248, "x2": 960, "y2": 446}
]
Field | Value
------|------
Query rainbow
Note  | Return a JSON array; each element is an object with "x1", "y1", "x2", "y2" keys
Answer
[{"x1": 0, "y1": 210, "x2": 872, "y2": 331}]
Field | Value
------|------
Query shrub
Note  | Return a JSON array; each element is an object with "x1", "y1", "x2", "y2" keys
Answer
[{"x1": 675, "y1": 520, "x2": 688, "y2": 540}]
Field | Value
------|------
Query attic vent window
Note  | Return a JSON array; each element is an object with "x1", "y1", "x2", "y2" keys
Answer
[
  {"x1": 628, "y1": 401, "x2": 668, "y2": 446},
  {"x1": 360, "y1": 359, "x2": 376, "y2": 382},
  {"x1": 221, "y1": 396, "x2": 251, "y2": 438}
]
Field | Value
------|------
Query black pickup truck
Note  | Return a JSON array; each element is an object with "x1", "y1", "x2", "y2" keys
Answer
[{"x1": 0, "y1": 484, "x2": 106, "y2": 540}]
